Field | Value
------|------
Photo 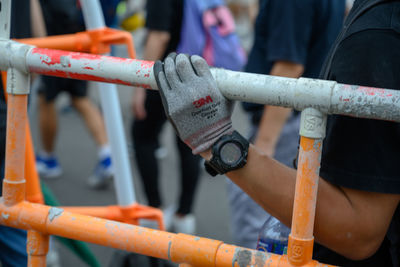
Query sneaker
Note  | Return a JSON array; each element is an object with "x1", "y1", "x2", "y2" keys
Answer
[
  {"x1": 36, "y1": 154, "x2": 62, "y2": 178},
  {"x1": 140, "y1": 205, "x2": 175, "y2": 231},
  {"x1": 155, "y1": 146, "x2": 168, "y2": 159},
  {"x1": 172, "y1": 214, "x2": 196, "y2": 234},
  {"x1": 87, "y1": 156, "x2": 113, "y2": 189},
  {"x1": 162, "y1": 205, "x2": 176, "y2": 231}
]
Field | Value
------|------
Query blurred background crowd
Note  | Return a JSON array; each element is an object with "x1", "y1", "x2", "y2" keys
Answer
[{"x1": 0, "y1": 0, "x2": 355, "y2": 266}]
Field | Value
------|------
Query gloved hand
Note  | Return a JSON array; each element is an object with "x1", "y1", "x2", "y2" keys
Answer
[{"x1": 154, "y1": 53, "x2": 234, "y2": 154}]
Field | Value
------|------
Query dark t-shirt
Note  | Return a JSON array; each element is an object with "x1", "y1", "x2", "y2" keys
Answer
[
  {"x1": 243, "y1": 0, "x2": 345, "y2": 113},
  {"x1": 315, "y1": 1, "x2": 400, "y2": 265},
  {"x1": 145, "y1": 0, "x2": 184, "y2": 58},
  {"x1": 39, "y1": 0, "x2": 85, "y2": 35}
]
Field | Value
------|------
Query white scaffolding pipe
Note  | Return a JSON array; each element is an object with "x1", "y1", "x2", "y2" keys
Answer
[
  {"x1": 0, "y1": 0, "x2": 11, "y2": 39},
  {"x1": 0, "y1": 41, "x2": 399, "y2": 122},
  {"x1": 79, "y1": 0, "x2": 136, "y2": 205}
]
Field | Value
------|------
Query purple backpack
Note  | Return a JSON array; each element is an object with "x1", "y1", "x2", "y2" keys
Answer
[{"x1": 177, "y1": 0, "x2": 246, "y2": 71}]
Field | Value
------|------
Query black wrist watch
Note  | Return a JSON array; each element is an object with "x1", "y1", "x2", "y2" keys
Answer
[{"x1": 204, "y1": 131, "x2": 249, "y2": 176}]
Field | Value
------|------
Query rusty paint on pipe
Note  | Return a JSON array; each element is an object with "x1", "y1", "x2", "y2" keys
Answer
[
  {"x1": 1, "y1": 73, "x2": 43, "y2": 204},
  {"x1": 288, "y1": 136, "x2": 322, "y2": 266},
  {"x1": 27, "y1": 230, "x2": 49, "y2": 267},
  {"x1": 2, "y1": 94, "x2": 28, "y2": 206},
  {"x1": 26, "y1": 47, "x2": 156, "y2": 89},
  {"x1": 0, "y1": 201, "x2": 337, "y2": 267}
]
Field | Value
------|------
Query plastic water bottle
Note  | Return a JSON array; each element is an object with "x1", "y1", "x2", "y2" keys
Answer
[{"x1": 256, "y1": 216, "x2": 290, "y2": 255}]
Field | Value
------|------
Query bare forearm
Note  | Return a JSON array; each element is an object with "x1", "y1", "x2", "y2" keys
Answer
[
  {"x1": 201, "y1": 145, "x2": 399, "y2": 259},
  {"x1": 30, "y1": 0, "x2": 47, "y2": 37},
  {"x1": 256, "y1": 105, "x2": 292, "y2": 148},
  {"x1": 143, "y1": 31, "x2": 170, "y2": 61},
  {"x1": 255, "y1": 61, "x2": 303, "y2": 152}
]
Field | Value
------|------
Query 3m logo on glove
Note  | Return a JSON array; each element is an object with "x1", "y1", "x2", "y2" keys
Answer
[{"x1": 193, "y1": 95, "x2": 213, "y2": 108}]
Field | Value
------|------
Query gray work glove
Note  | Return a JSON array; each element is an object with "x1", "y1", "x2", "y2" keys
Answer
[{"x1": 154, "y1": 53, "x2": 233, "y2": 154}]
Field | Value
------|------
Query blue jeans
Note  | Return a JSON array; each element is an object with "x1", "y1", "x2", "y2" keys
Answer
[
  {"x1": 0, "y1": 226, "x2": 27, "y2": 267},
  {"x1": 227, "y1": 112, "x2": 300, "y2": 249}
]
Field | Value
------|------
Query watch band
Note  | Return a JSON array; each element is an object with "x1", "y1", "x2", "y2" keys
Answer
[{"x1": 204, "y1": 161, "x2": 221, "y2": 177}]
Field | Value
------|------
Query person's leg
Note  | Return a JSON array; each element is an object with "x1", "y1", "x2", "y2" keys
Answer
[
  {"x1": 38, "y1": 95, "x2": 58, "y2": 153},
  {"x1": 67, "y1": 79, "x2": 112, "y2": 188},
  {"x1": 225, "y1": 115, "x2": 271, "y2": 249},
  {"x1": 227, "y1": 179, "x2": 270, "y2": 249},
  {"x1": 36, "y1": 77, "x2": 62, "y2": 178},
  {"x1": 72, "y1": 95, "x2": 113, "y2": 188},
  {"x1": 176, "y1": 138, "x2": 201, "y2": 215},
  {"x1": 71, "y1": 97, "x2": 108, "y2": 146},
  {"x1": 132, "y1": 91, "x2": 166, "y2": 208},
  {"x1": 172, "y1": 137, "x2": 200, "y2": 234}
]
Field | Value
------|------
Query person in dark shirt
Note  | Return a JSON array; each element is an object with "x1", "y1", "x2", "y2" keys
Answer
[
  {"x1": 313, "y1": 0, "x2": 400, "y2": 265},
  {"x1": 229, "y1": 0, "x2": 345, "y2": 249},
  {"x1": 35, "y1": 0, "x2": 113, "y2": 189},
  {"x1": 131, "y1": 0, "x2": 200, "y2": 233},
  {"x1": 152, "y1": 0, "x2": 400, "y2": 265}
]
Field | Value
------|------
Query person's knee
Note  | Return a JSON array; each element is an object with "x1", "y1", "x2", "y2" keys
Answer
[
  {"x1": 71, "y1": 96, "x2": 89, "y2": 109},
  {"x1": 39, "y1": 95, "x2": 55, "y2": 108}
]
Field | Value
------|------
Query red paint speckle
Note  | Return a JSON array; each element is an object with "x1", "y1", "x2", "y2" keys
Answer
[
  {"x1": 140, "y1": 60, "x2": 155, "y2": 69},
  {"x1": 83, "y1": 66, "x2": 94, "y2": 70},
  {"x1": 32, "y1": 48, "x2": 63, "y2": 66},
  {"x1": 28, "y1": 67, "x2": 133, "y2": 86}
]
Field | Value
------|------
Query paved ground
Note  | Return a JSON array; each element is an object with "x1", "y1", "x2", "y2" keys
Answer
[{"x1": 29, "y1": 35, "x2": 252, "y2": 267}]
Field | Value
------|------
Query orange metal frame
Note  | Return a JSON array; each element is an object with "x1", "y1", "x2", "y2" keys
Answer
[
  {"x1": 0, "y1": 29, "x2": 335, "y2": 267},
  {"x1": 15, "y1": 28, "x2": 164, "y2": 230}
]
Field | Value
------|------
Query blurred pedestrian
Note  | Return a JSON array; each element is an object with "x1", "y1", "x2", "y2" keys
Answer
[
  {"x1": 35, "y1": 0, "x2": 113, "y2": 189},
  {"x1": 131, "y1": 0, "x2": 200, "y2": 234},
  {"x1": 230, "y1": 0, "x2": 346, "y2": 249},
  {"x1": 153, "y1": 0, "x2": 400, "y2": 265}
]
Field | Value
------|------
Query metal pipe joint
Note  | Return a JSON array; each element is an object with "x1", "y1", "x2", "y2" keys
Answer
[
  {"x1": 0, "y1": 39, "x2": 33, "y2": 73},
  {"x1": 299, "y1": 108, "x2": 327, "y2": 139}
]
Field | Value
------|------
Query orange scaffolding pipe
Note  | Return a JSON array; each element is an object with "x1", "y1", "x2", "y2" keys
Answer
[
  {"x1": 2, "y1": 71, "x2": 44, "y2": 204},
  {"x1": 288, "y1": 136, "x2": 322, "y2": 266},
  {"x1": 0, "y1": 26, "x2": 336, "y2": 266},
  {"x1": 0, "y1": 201, "x2": 333, "y2": 267},
  {"x1": 4, "y1": 28, "x2": 164, "y2": 228},
  {"x1": 19, "y1": 27, "x2": 136, "y2": 59}
]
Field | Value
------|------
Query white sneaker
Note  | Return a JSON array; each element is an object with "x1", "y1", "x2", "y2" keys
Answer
[
  {"x1": 140, "y1": 205, "x2": 175, "y2": 231},
  {"x1": 139, "y1": 219, "x2": 159, "y2": 229},
  {"x1": 172, "y1": 214, "x2": 196, "y2": 234},
  {"x1": 155, "y1": 146, "x2": 168, "y2": 159},
  {"x1": 162, "y1": 205, "x2": 176, "y2": 231}
]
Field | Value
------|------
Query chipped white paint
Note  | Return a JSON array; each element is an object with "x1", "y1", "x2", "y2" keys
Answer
[
  {"x1": 0, "y1": 0, "x2": 11, "y2": 39},
  {"x1": 48, "y1": 207, "x2": 64, "y2": 222},
  {"x1": 1, "y1": 212, "x2": 9, "y2": 220},
  {"x1": 0, "y1": 39, "x2": 399, "y2": 122}
]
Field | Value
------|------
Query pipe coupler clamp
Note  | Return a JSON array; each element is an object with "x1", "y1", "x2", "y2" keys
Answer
[
  {"x1": 293, "y1": 77, "x2": 336, "y2": 113},
  {"x1": 6, "y1": 68, "x2": 30, "y2": 95},
  {"x1": 0, "y1": 39, "x2": 33, "y2": 74},
  {"x1": 299, "y1": 108, "x2": 327, "y2": 139}
]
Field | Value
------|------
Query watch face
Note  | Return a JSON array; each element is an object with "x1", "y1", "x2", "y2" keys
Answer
[{"x1": 220, "y1": 142, "x2": 242, "y2": 165}]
